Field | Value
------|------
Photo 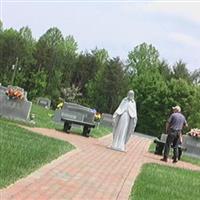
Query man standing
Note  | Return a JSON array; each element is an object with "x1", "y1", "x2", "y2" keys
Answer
[{"x1": 161, "y1": 105, "x2": 188, "y2": 163}]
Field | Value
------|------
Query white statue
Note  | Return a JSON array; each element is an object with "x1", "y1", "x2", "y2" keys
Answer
[{"x1": 111, "y1": 90, "x2": 137, "y2": 152}]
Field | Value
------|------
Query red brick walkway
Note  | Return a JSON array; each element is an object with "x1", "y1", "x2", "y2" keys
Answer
[{"x1": 1, "y1": 128, "x2": 200, "y2": 200}]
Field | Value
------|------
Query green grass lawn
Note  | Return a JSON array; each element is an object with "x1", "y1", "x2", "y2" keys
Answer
[
  {"x1": 130, "y1": 163, "x2": 200, "y2": 200},
  {"x1": 69, "y1": 125, "x2": 112, "y2": 138},
  {"x1": 31, "y1": 104, "x2": 63, "y2": 129},
  {"x1": 149, "y1": 142, "x2": 200, "y2": 166},
  {"x1": 91, "y1": 125, "x2": 112, "y2": 138},
  {"x1": 0, "y1": 119, "x2": 74, "y2": 188}
]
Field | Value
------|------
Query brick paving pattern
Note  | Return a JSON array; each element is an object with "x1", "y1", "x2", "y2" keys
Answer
[{"x1": 1, "y1": 128, "x2": 200, "y2": 200}]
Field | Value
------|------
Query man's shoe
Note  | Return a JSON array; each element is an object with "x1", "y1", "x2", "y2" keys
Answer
[
  {"x1": 160, "y1": 158, "x2": 168, "y2": 162},
  {"x1": 172, "y1": 160, "x2": 178, "y2": 163}
]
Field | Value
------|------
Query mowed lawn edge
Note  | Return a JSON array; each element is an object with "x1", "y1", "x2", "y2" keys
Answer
[
  {"x1": 0, "y1": 119, "x2": 75, "y2": 189},
  {"x1": 130, "y1": 163, "x2": 200, "y2": 200}
]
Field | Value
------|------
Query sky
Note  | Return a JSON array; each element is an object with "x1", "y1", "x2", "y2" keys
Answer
[{"x1": 1, "y1": 0, "x2": 200, "y2": 72}]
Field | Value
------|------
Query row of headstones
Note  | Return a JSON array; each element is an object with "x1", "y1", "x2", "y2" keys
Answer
[
  {"x1": 0, "y1": 83, "x2": 111, "y2": 125},
  {"x1": 0, "y1": 85, "x2": 113, "y2": 127}
]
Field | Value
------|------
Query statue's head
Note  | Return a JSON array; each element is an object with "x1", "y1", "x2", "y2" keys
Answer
[{"x1": 127, "y1": 90, "x2": 134, "y2": 100}]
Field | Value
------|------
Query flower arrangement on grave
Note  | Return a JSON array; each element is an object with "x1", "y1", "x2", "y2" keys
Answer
[
  {"x1": 57, "y1": 102, "x2": 64, "y2": 109},
  {"x1": 94, "y1": 112, "x2": 102, "y2": 122},
  {"x1": 187, "y1": 128, "x2": 200, "y2": 138},
  {"x1": 5, "y1": 86, "x2": 25, "y2": 100}
]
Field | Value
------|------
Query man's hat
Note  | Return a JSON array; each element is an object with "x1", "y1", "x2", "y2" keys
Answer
[{"x1": 172, "y1": 105, "x2": 181, "y2": 112}]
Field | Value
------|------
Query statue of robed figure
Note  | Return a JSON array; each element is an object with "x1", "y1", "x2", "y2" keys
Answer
[{"x1": 111, "y1": 90, "x2": 137, "y2": 152}]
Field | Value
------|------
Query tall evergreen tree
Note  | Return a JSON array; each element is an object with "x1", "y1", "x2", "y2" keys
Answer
[
  {"x1": 173, "y1": 60, "x2": 192, "y2": 83},
  {"x1": 128, "y1": 43, "x2": 160, "y2": 78},
  {"x1": 61, "y1": 35, "x2": 78, "y2": 88},
  {"x1": 34, "y1": 27, "x2": 64, "y2": 101},
  {"x1": 86, "y1": 57, "x2": 128, "y2": 113},
  {"x1": 71, "y1": 52, "x2": 99, "y2": 93},
  {"x1": 0, "y1": 28, "x2": 30, "y2": 86}
]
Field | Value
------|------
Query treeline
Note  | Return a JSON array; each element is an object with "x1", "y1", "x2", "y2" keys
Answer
[{"x1": 0, "y1": 21, "x2": 200, "y2": 136}]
